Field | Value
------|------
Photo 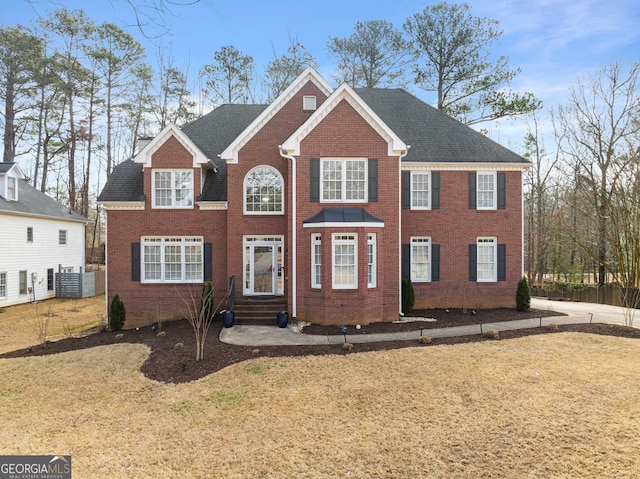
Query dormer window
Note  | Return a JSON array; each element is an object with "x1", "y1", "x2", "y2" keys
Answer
[
  {"x1": 6, "y1": 176, "x2": 16, "y2": 201},
  {"x1": 303, "y1": 95, "x2": 316, "y2": 111},
  {"x1": 152, "y1": 170, "x2": 193, "y2": 208}
]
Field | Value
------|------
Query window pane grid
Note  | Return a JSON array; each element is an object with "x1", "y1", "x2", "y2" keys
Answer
[
  {"x1": 312, "y1": 234, "x2": 322, "y2": 288},
  {"x1": 245, "y1": 167, "x2": 283, "y2": 213},
  {"x1": 154, "y1": 170, "x2": 193, "y2": 208},
  {"x1": 411, "y1": 237, "x2": 431, "y2": 281},
  {"x1": 142, "y1": 237, "x2": 203, "y2": 283},
  {"x1": 333, "y1": 234, "x2": 356, "y2": 288},
  {"x1": 322, "y1": 159, "x2": 366, "y2": 202},
  {"x1": 477, "y1": 238, "x2": 496, "y2": 281},
  {"x1": 0, "y1": 273, "x2": 6, "y2": 298},
  {"x1": 477, "y1": 173, "x2": 495, "y2": 209},
  {"x1": 412, "y1": 173, "x2": 430, "y2": 208}
]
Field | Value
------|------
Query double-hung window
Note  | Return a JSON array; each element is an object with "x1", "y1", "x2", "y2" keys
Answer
[
  {"x1": 332, "y1": 234, "x2": 357, "y2": 289},
  {"x1": 59, "y1": 230, "x2": 67, "y2": 246},
  {"x1": 0, "y1": 272, "x2": 6, "y2": 298},
  {"x1": 477, "y1": 237, "x2": 497, "y2": 281},
  {"x1": 142, "y1": 237, "x2": 203, "y2": 283},
  {"x1": 312, "y1": 234, "x2": 322, "y2": 288},
  {"x1": 411, "y1": 237, "x2": 431, "y2": 282},
  {"x1": 7, "y1": 177, "x2": 16, "y2": 200},
  {"x1": 367, "y1": 234, "x2": 376, "y2": 288},
  {"x1": 477, "y1": 172, "x2": 496, "y2": 209},
  {"x1": 411, "y1": 172, "x2": 430, "y2": 209},
  {"x1": 27, "y1": 227, "x2": 33, "y2": 243},
  {"x1": 19, "y1": 270, "x2": 27, "y2": 295},
  {"x1": 153, "y1": 170, "x2": 193, "y2": 208},
  {"x1": 321, "y1": 159, "x2": 366, "y2": 202}
]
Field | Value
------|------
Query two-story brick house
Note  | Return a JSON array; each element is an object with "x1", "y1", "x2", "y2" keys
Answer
[{"x1": 98, "y1": 68, "x2": 529, "y2": 327}]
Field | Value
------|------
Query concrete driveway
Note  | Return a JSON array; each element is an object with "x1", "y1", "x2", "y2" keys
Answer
[{"x1": 531, "y1": 297, "x2": 637, "y2": 327}]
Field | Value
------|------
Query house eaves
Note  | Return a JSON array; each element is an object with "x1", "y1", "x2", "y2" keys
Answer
[{"x1": 133, "y1": 123, "x2": 211, "y2": 168}]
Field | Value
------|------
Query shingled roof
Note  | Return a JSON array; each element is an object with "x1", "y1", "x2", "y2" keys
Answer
[
  {"x1": 0, "y1": 177, "x2": 86, "y2": 222},
  {"x1": 98, "y1": 87, "x2": 527, "y2": 203},
  {"x1": 355, "y1": 88, "x2": 528, "y2": 164}
]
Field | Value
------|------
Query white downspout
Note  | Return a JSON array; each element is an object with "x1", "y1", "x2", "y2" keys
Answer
[
  {"x1": 398, "y1": 147, "x2": 409, "y2": 316},
  {"x1": 279, "y1": 147, "x2": 297, "y2": 318},
  {"x1": 103, "y1": 206, "x2": 109, "y2": 328}
]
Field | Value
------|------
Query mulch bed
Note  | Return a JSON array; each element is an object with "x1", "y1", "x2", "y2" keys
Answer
[{"x1": 2, "y1": 307, "x2": 639, "y2": 384}]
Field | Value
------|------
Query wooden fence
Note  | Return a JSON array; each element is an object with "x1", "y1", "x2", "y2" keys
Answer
[{"x1": 531, "y1": 283, "x2": 640, "y2": 308}]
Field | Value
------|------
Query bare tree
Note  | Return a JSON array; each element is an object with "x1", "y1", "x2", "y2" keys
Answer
[
  {"x1": 264, "y1": 34, "x2": 317, "y2": 101},
  {"x1": 555, "y1": 62, "x2": 640, "y2": 286}
]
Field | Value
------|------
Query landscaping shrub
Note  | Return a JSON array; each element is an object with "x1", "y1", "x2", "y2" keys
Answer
[
  {"x1": 199, "y1": 282, "x2": 214, "y2": 320},
  {"x1": 109, "y1": 294, "x2": 126, "y2": 331},
  {"x1": 516, "y1": 276, "x2": 531, "y2": 311},
  {"x1": 402, "y1": 278, "x2": 415, "y2": 314}
]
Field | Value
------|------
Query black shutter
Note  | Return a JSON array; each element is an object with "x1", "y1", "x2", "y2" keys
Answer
[
  {"x1": 498, "y1": 244, "x2": 506, "y2": 281},
  {"x1": 402, "y1": 244, "x2": 410, "y2": 279},
  {"x1": 401, "y1": 171, "x2": 410, "y2": 209},
  {"x1": 469, "y1": 244, "x2": 477, "y2": 281},
  {"x1": 310, "y1": 158, "x2": 320, "y2": 202},
  {"x1": 204, "y1": 243, "x2": 213, "y2": 281},
  {"x1": 497, "y1": 172, "x2": 506, "y2": 209},
  {"x1": 131, "y1": 243, "x2": 140, "y2": 281},
  {"x1": 432, "y1": 244, "x2": 440, "y2": 281},
  {"x1": 468, "y1": 172, "x2": 477, "y2": 209},
  {"x1": 431, "y1": 171, "x2": 440, "y2": 209},
  {"x1": 368, "y1": 158, "x2": 378, "y2": 202}
]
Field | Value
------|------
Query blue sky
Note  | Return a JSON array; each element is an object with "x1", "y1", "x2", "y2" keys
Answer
[{"x1": 3, "y1": 0, "x2": 640, "y2": 149}]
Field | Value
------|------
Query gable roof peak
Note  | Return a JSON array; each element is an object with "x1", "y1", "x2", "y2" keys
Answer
[
  {"x1": 133, "y1": 123, "x2": 210, "y2": 168},
  {"x1": 220, "y1": 67, "x2": 334, "y2": 163}
]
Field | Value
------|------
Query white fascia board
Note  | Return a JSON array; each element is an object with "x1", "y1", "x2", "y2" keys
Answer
[
  {"x1": 281, "y1": 83, "x2": 407, "y2": 157},
  {"x1": 220, "y1": 67, "x2": 334, "y2": 163},
  {"x1": 132, "y1": 123, "x2": 209, "y2": 168},
  {"x1": 401, "y1": 162, "x2": 531, "y2": 172},
  {"x1": 302, "y1": 221, "x2": 384, "y2": 228},
  {"x1": 97, "y1": 201, "x2": 145, "y2": 210}
]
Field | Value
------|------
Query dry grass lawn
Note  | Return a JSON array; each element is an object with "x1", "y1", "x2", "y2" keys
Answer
[
  {"x1": 0, "y1": 296, "x2": 105, "y2": 354},
  {"x1": 1, "y1": 303, "x2": 639, "y2": 479}
]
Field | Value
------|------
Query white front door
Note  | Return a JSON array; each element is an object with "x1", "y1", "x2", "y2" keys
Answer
[{"x1": 244, "y1": 236, "x2": 284, "y2": 296}]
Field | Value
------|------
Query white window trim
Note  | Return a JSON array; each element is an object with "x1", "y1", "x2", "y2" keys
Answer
[
  {"x1": 0, "y1": 272, "x2": 7, "y2": 299},
  {"x1": 477, "y1": 171, "x2": 497, "y2": 210},
  {"x1": 58, "y1": 230, "x2": 67, "y2": 246},
  {"x1": 320, "y1": 158, "x2": 368, "y2": 203},
  {"x1": 141, "y1": 236, "x2": 204, "y2": 284},
  {"x1": 477, "y1": 237, "x2": 497, "y2": 282},
  {"x1": 411, "y1": 171, "x2": 431, "y2": 210},
  {"x1": 410, "y1": 237, "x2": 432, "y2": 282},
  {"x1": 19, "y1": 270, "x2": 28, "y2": 295},
  {"x1": 152, "y1": 169, "x2": 194, "y2": 209},
  {"x1": 311, "y1": 234, "x2": 322, "y2": 289},
  {"x1": 367, "y1": 233, "x2": 376, "y2": 288},
  {"x1": 27, "y1": 227, "x2": 33, "y2": 243},
  {"x1": 243, "y1": 165, "x2": 285, "y2": 216},
  {"x1": 332, "y1": 233, "x2": 357, "y2": 289},
  {"x1": 6, "y1": 176, "x2": 17, "y2": 201}
]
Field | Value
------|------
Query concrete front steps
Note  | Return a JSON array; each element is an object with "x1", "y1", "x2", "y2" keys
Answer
[{"x1": 231, "y1": 297, "x2": 288, "y2": 326}]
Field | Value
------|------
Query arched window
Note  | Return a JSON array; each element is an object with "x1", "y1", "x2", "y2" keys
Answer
[{"x1": 244, "y1": 166, "x2": 284, "y2": 214}]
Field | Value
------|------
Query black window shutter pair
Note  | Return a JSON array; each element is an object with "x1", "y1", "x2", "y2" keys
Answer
[
  {"x1": 468, "y1": 172, "x2": 506, "y2": 209},
  {"x1": 131, "y1": 242, "x2": 213, "y2": 281},
  {"x1": 311, "y1": 158, "x2": 378, "y2": 202},
  {"x1": 468, "y1": 243, "x2": 506, "y2": 281},
  {"x1": 401, "y1": 243, "x2": 440, "y2": 281},
  {"x1": 401, "y1": 171, "x2": 440, "y2": 209}
]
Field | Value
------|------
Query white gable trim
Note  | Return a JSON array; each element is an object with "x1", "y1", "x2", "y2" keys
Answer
[
  {"x1": 281, "y1": 83, "x2": 407, "y2": 157},
  {"x1": 133, "y1": 123, "x2": 209, "y2": 168},
  {"x1": 220, "y1": 67, "x2": 334, "y2": 164}
]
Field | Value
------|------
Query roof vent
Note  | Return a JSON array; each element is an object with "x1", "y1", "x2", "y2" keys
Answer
[{"x1": 303, "y1": 95, "x2": 316, "y2": 111}]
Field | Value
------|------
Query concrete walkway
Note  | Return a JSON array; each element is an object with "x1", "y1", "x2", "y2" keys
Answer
[{"x1": 219, "y1": 298, "x2": 637, "y2": 347}]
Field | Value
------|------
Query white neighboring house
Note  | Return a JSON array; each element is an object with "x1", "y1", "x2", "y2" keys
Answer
[{"x1": 0, "y1": 162, "x2": 87, "y2": 307}]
